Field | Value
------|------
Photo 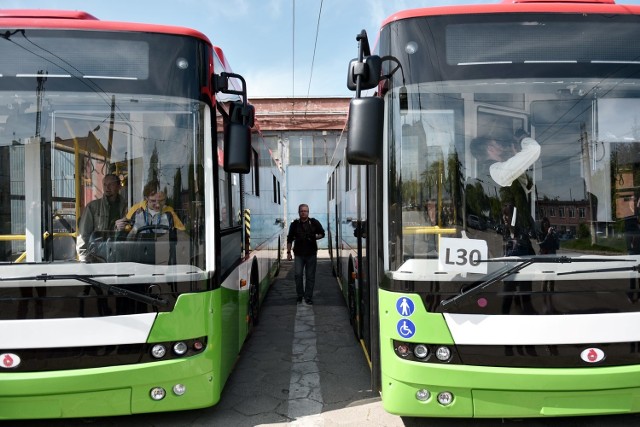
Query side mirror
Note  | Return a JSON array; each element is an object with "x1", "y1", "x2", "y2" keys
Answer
[
  {"x1": 347, "y1": 55, "x2": 382, "y2": 91},
  {"x1": 224, "y1": 122, "x2": 251, "y2": 174},
  {"x1": 347, "y1": 97, "x2": 384, "y2": 164},
  {"x1": 224, "y1": 101, "x2": 254, "y2": 173}
]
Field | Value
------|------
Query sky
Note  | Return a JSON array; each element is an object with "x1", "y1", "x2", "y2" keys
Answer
[{"x1": 5, "y1": 0, "x2": 640, "y2": 99}]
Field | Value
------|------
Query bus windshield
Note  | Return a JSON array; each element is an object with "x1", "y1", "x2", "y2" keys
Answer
[
  {"x1": 0, "y1": 29, "x2": 210, "y2": 276},
  {"x1": 382, "y1": 13, "x2": 640, "y2": 288},
  {"x1": 1, "y1": 93, "x2": 208, "y2": 272}
]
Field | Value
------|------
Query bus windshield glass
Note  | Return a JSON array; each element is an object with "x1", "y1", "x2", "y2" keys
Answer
[
  {"x1": 0, "y1": 30, "x2": 209, "y2": 276},
  {"x1": 381, "y1": 13, "x2": 640, "y2": 287}
]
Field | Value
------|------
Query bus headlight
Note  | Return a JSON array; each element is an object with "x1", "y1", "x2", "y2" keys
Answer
[
  {"x1": 172, "y1": 384, "x2": 187, "y2": 396},
  {"x1": 435, "y1": 346, "x2": 451, "y2": 362},
  {"x1": 173, "y1": 341, "x2": 188, "y2": 356},
  {"x1": 151, "y1": 344, "x2": 167, "y2": 359},
  {"x1": 437, "y1": 391, "x2": 454, "y2": 406},
  {"x1": 150, "y1": 387, "x2": 166, "y2": 401},
  {"x1": 414, "y1": 344, "x2": 429, "y2": 359},
  {"x1": 416, "y1": 389, "x2": 430, "y2": 401}
]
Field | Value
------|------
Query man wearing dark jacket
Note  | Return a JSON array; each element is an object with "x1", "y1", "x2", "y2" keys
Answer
[
  {"x1": 287, "y1": 204, "x2": 325, "y2": 304},
  {"x1": 76, "y1": 173, "x2": 127, "y2": 261}
]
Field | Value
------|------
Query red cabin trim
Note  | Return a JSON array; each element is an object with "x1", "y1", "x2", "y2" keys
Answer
[
  {"x1": 0, "y1": 9, "x2": 212, "y2": 46},
  {"x1": 382, "y1": 0, "x2": 640, "y2": 27}
]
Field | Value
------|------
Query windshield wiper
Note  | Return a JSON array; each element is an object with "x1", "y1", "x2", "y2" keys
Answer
[
  {"x1": 0, "y1": 273, "x2": 169, "y2": 308},
  {"x1": 440, "y1": 256, "x2": 633, "y2": 312},
  {"x1": 557, "y1": 263, "x2": 640, "y2": 276}
]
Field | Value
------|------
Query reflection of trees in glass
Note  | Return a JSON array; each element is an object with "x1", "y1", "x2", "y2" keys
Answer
[
  {"x1": 172, "y1": 167, "x2": 182, "y2": 209},
  {"x1": 447, "y1": 151, "x2": 464, "y2": 225},
  {"x1": 147, "y1": 143, "x2": 159, "y2": 185},
  {"x1": 397, "y1": 151, "x2": 464, "y2": 226}
]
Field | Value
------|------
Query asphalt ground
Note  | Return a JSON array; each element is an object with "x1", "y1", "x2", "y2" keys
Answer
[{"x1": 5, "y1": 253, "x2": 640, "y2": 426}]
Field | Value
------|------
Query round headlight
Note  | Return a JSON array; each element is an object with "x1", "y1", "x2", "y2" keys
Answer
[
  {"x1": 151, "y1": 344, "x2": 167, "y2": 359},
  {"x1": 435, "y1": 346, "x2": 451, "y2": 361},
  {"x1": 414, "y1": 344, "x2": 429, "y2": 359},
  {"x1": 150, "y1": 387, "x2": 166, "y2": 401},
  {"x1": 416, "y1": 389, "x2": 430, "y2": 401},
  {"x1": 437, "y1": 391, "x2": 454, "y2": 406},
  {"x1": 172, "y1": 384, "x2": 187, "y2": 396},
  {"x1": 173, "y1": 341, "x2": 188, "y2": 355}
]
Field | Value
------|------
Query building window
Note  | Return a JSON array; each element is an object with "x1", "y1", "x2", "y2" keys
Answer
[
  {"x1": 287, "y1": 132, "x2": 337, "y2": 165},
  {"x1": 272, "y1": 174, "x2": 278, "y2": 204},
  {"x1": 247, "y1": 148, "x2": 259, "y2": 196}
]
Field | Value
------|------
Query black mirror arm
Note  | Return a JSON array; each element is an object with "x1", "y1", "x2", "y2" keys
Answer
[{"x1": 354, "y1": 30, "x2": 370, "y2": 98}]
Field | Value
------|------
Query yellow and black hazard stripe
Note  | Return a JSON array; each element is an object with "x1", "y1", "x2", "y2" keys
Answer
[{"x1": 244, "y1": 209, "x2": 250, "y2": 254}]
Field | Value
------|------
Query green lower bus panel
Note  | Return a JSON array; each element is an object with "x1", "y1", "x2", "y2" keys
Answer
[
  {"x1": 0, "y1": 360, "x2": 220, "y2": 419},
  {"x1": 382, "y1": 371, "x2": 640, "y2": 418},
  {"x1": 378, "y1": 289, "x2": 640, "y2": 417}
]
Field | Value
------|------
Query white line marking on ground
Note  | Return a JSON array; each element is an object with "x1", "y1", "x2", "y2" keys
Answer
[{"x1": 287, "y1": 302, "x2": 323, "y2": 424}]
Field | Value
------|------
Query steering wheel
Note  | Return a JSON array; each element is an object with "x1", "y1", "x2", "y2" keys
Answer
[{"x1": 135, "y1": 224, "x2": 171, "y2": 235}]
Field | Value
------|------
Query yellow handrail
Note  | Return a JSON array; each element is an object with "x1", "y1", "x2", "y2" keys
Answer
[
  {"x1": 0, "y1": 235, "x2": 26, "y2": 241},
  {"x1": 402, "y1": 226, "x2": 457, "y2": 235},
  {"x1": 0, "y1": 232, "x2": 77, "y2": 262}
]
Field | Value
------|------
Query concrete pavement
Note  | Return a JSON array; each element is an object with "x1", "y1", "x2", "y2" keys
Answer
[{"x1": 214, "y1": 254, "x2": 405, "y2": 426}]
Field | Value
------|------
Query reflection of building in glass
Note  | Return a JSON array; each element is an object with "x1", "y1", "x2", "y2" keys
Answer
[{"x1": 536, "y1": 199, "x2": 592, "y2": 236}]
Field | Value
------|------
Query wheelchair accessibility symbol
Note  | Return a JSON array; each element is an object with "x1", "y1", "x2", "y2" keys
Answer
[{"x1": 396, "y1": 319, "x2": 415, "y2": 338}]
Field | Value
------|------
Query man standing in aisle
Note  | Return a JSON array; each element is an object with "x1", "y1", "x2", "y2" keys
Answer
[{"x1": 287, "y1": 203, "x2": 325, "y2": 305}]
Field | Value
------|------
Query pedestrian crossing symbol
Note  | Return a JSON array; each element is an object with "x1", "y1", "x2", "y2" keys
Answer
[{"x1": 396, "y1": 296, "x2": 415, "y2": 317}]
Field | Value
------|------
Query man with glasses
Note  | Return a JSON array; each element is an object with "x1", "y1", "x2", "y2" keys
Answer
[{"x1": 287, "y1": 204, "x2": 325, "y2": 305}]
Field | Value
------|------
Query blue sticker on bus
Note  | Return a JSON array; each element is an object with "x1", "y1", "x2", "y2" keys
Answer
[
  {"x1": 396, "y1": 319, "x2": 416, "y2": 338},
  {"x1": 396, "y1": 296, "x2": 415, "y2": 317}
]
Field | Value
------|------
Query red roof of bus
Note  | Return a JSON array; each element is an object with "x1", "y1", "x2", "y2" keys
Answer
[
  {"x1": 0, "y1": 9, "x2": 212, "y2": 46},
  {"x1": 382, "y1": 0, "x2": 640, "y2": 27}
]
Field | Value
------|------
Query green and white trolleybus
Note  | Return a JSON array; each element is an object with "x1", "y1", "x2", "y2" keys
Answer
[
  {"x1": 330, "y1": 0, "x2": 640, "y2": 418},
  {"x1": 0, "y1": 9, "x2": 284, "y2": 419}
]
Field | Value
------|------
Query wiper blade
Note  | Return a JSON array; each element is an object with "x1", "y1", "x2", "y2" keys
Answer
[
  {"x1": 0, "y1": 273, "x2": 169, "y2": 308},
  {"x1": 440, "y1": 256, "x2": 633, "y2": 312},
  {"x1": 557, "y1": 263, "x2": 640, "y2": 276}
]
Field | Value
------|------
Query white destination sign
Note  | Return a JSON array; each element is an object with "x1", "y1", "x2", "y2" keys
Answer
[{"x1": 438, "y1": 237, "x2": 488, "y2": 274}]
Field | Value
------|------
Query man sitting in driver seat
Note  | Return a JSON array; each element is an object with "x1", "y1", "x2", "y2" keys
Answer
[{"x1": 125, "y1": 180, "x2": 185, "y2": 234}]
